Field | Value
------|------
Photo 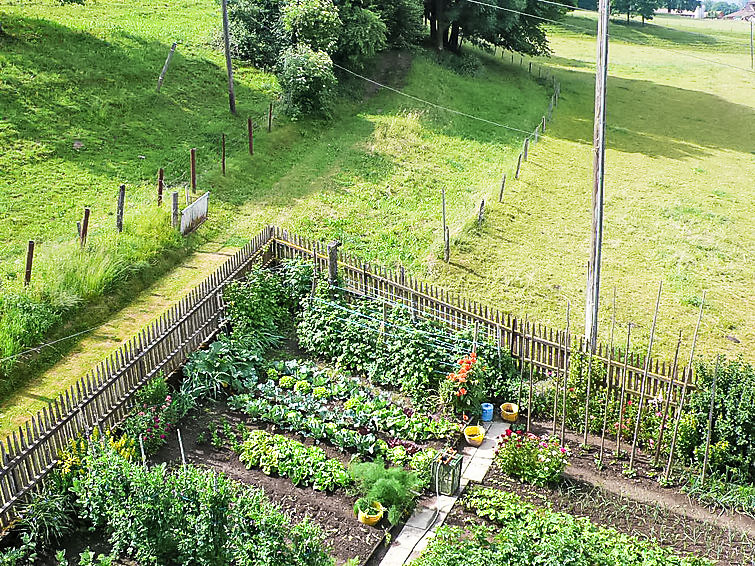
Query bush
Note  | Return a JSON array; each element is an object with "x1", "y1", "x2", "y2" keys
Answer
[
  {"x1": 122, "y1": 376, "x2": 181, "y2": 455},
  {"x1": 281, "y1": 0, "x2": 341, "y2": 52},
  {"x1": 368, "y1": 0, "x2": 424, "y2": 47},
  {"x1": 227, "y1": 0, "x2": 289, "y2": 68},
  {"x1": 494, "y1": 429, "x2": 569, "y2": 485},
  {"x1": 278, "y1": 45, "x2": 338, "y2": 118},
  {"x1": 683, "y1": 357, "x2": 755, "y2": 482},
  {"x1": 335, "y1": 3, "x2": 386, "y2": 68}
]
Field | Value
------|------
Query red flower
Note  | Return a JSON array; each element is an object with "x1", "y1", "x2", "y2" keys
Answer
[{"x1": 459, "y1": 387, "x2": 467, "y2": 396}]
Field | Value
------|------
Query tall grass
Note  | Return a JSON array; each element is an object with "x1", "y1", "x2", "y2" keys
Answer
[{"x1": 0, "y1": 204, "x2": 185, "y2": 390}]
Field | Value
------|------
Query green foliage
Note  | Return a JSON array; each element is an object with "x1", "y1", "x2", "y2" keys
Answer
[
  {"x1": 368, "y1": 0, "x2": 424, "y2": 47},
  {"x1": 494, "y1": 429, "x2": 570, "y2": 485},
  {"x1": 18, "y1": 488, "x2": 73, "y2": 550},
  {"x1": 335, "y1": 3, "x2": 387, "y2": 68},
  {"x1": 439, "y1": 352, "x2": 489, "y2": 419},
  {"x1": 122, "y1": 376, "x2": 181, "y2": 455},
  {"x1": 279, "y1": 45, "x2": 338, "y2": 118},
  {"x1": 237, "y1": 429, "x2": 351, "y2": 490},
  {"x1": 681, "y1": 472, "x2": 755, "y2": 517},
  {"x1": 282, "y1": 0, "x2": 341, "y2": 52},
  {"x1": 0, "y1": 293, "x2": 61, "y2": 375},
  {"x1": 183, "y1": 337, "x2": 263, "y2": 400},
  {"x1": 349, "y1": 458, "x2": 422, "y2": 525},
  {"x1": 70, "y1": 438, "x2": 333, "y2": 565},
  {"x1": 683, "y1": 357, "x2": 755, "y2": 482},
  {"x1": 447, "y1": 487, "x2": 713, "y2": 566},
  {"x1": 227, "y1": 0, "x2": 288, "y2": 68}
]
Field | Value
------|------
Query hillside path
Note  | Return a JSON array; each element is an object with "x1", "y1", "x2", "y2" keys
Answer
[{"x1": 0, "y1": 241, "x2": 239, "y2": 439}]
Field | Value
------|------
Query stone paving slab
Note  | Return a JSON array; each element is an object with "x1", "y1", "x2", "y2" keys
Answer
[{"x1": 378, "y1": 420, "x2": 509, "y2": 566}]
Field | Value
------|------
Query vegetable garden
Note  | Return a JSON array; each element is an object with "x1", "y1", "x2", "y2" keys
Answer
[{"x1": 0, "y1": 230, "x2": 753, "y2": 565}]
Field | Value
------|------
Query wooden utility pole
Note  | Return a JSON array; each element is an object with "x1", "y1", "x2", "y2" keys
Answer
[
  {"x1": 750, "y1": 20, "x2": 753, "y2": 71},
  {"x1": 585, "y1": 0, "x2": 610, "y2": 347},
  {"x1": 221, "y1": 0, "x2": 237, "y2": 114}
]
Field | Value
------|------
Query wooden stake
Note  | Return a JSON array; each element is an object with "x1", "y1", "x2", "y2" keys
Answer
[
  {"x1": 80, "y1": 207, "x2": 90, "y2": 248},
  {"x1": 177, "y1": 428, "x2": 186, "y2": 466},
  {"x1": 156, "y1": 42, "x2": 177, "y2": 93},
  {"x1": 665, "y1": 291, "x2": 705, "y2": 483},
  {"x1": 523, "y1": 137, "x2": 529, "y2": 161},
  {"x1": 552, "y1": 329, "x2": 563, "y2": 435},
  {"x1": 221, "y1": 133, "x2": 226, "y2": 175},
  {"x1": 527, "y1": 328, "x2": 535, "y2": 433},
  {"x1": 171, "y1": 191, "x2": 180, "y2": 229},
  {"x1": 442, "y1": 188, "x2": 449, "y2": 263},
  {"x1": 268, "y1": 102, "x2": 273, "y2": 132},
  {"x1": 248, "y1": 118, "x2": 254, "y2": 155},
  {"x1": 560, "y1": 302, "x2": 570, "y2": 444},
  {"x1": 498, "y1": 174, "x2": 506, "y2": 203},
  {"x1": 139, "y1": 434, "x2": 146, "y2": 467},
  {"x1": 582, "y1": 346, "x2": 595, "y2": 447},
  {"x1": 528, "y1": 61, "x2": 532, "y2": 73},
  {"x1": 517, "y1": 318, "x2": 529, "y2": 407},
  {"x1": 116, "y1": 184, "x2": 125, "y2": 233},
  {"x1": 598, "y1": 344, "x2": 614, "y2": 463},
  {"x1": 157, "y1": 168, "x2": 164, "y2": 206},
  {"x1": 190, "y1": 147, "x2": 197, "y2": 193},
  {"x1": 616, "y1": 323, "x2": 632, "y2": 456},
  {"x1": 700, "y1": 356, "x2": 719, "y2": 484},
  {"x1": 477, "y1": 199, "x2": 485, "y2": 227},
  {"x1": 515, "y1": 153, "x2": 522, "y2": 179},
  {"x1": 221, "y1": 0, "x2": 237, "y2": 114},
  {"x1": 327, "y1": 241, "x2": 341, "y2": 287},
  {"x1": 653, "y1": 330, "x2": 682, "y2": 468},
  {"x1": 444, "y1": 226, "x2": 450, "y2": 263},
  {"x1": 24, "y1": 240, "x2": 34, "y2": 287},
  {"x1": 629, "y1": 281, "x2": 663, "y2": 471},
  {"x1": 472, "y1": 321, "x2": 479, "y2": 353},
  {"x1": 542, "y1": 116, "x2": 546, "y2": 133}
]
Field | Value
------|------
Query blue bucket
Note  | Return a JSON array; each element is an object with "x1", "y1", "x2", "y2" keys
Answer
[{"x1": 481, "y1": 403, "x2": 494, "y2": 422}]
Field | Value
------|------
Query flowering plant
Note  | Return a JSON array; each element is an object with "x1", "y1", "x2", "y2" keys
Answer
[
  {"x1": 442, "y1": 352, "x2": 487, "y2": 421},
  {"x1": 123, "y1": 393, "x2": 180, "y2": 455},
  {"x1": 495, "y1": 429, "x2": 570, "y2": 486}
]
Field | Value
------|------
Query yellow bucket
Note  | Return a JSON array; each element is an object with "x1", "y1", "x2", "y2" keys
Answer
[
  {"x1": 357, "y1": 502, "x2": 384, "y2": 526},
  {"x1": 464, "y1": 426, "x2": 485, "y2": 447},
  {"x1": 500, "y1": 403, "x2": 519, "y2": 423}
]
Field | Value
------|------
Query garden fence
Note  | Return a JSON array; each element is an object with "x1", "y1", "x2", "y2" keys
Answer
[{"x1": 0, "y1": 225, "x2": 695, "y2": 532}]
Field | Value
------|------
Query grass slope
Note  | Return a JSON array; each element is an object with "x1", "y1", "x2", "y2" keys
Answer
[{"x1": 430, "y1": 13, "x2": 755, "y2": 360}]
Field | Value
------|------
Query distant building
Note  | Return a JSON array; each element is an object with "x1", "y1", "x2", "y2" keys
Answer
[{"x1": 724, "y1": 0, "x2": 755, "y2": 19}]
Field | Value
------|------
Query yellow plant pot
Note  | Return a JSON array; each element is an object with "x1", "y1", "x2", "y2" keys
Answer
[
  {"x1": 501, "y1": 403, "x2": 519, "y2": 423},
  {"x1": 464, "y1": 426, "x2": 485, "y2": 447},
  {"x1": 357, "y1": 502, "x2": 384, "y2": 526}
]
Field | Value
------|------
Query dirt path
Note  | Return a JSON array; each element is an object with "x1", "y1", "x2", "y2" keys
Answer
[{"x1": 0, "y1": 241, "x2": 239, "y2": 439}]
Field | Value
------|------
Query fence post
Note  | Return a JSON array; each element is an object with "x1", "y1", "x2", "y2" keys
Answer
[
  {"x1": 515, "y1": 153, "x2": 522, "y2": 179},
  {"x1": 248, "y1": 118, "x2": 254, "y2": 156},
  {"x1": 24, "y1": 240, "x2": 34, "y2": 287},
  {"x1": 327, "y1": 241, "x2": 341, "y2": 287},
  {"x1": 80, "y1": 207, "x2": 90, "y2": 248},
  {"x1": 190, "y1": 148, "x2": 197, "y2": 193},
  {"x1": 221, "y1": 133, "x2": 226, "y2": 175},
  {"x1": 523, "y1": 137, "x2": 529, "y2": 161},
  {"x1": 268, "y1": 102, "x2": 273, "y2": 132},
  {"x1": 172, "y1": 192, "x2": 180, "y2": 229},
  {"x1": 542, "y1": 116, "x2": 546, "y2": 133},
  {"x1": 477, "y1": 200, "x2": 485, "y2": 227},
  {"x1": 156, "y1": 42, "x2": 177, "y2": 93},
  {"x1": 116, "y1": 184, "x2": 125, "y2": 233},
  {"x1": 157, "y1": 168, "x2": 164, "y2": 206},
  {"x1": 498, "y1": 174, "x2": 506, "y2": 202}
]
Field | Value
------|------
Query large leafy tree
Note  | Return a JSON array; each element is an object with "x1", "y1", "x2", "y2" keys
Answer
[
  {"x1": 611, "y1": 0, "x2": 664, "y2": 23},
  {"x1": 424, "y1": 0, "x2": 572, "y2": 54}
]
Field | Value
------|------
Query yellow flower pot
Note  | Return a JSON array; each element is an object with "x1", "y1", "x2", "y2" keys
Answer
[
  {"x1": 501, "y1": 403, "x2": 519, "y2": 423},
  {"x1": 357, "y1": 502, "x2": 384, "y2": 526},
  {"x1": 464, "y1": 426, "x2": 485, "y2": 447}
]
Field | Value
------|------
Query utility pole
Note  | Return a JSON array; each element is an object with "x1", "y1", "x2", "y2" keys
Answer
[
  {"x1": 750, "y1": 19, "x2": 753, "y2": 71},
  {"x1": 221, "y1": 0, "x2": 237, "y2": 114},
  {"x1": 585, "y1": 0, "x2": 610, "y2": 349}
]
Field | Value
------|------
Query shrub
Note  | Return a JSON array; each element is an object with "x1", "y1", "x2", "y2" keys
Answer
[
  {"x1": 281, "y1": 0, "x2": 341, "y2": 52},
  {"x1": 226, "y1": 0, "x2": 289, "y2": 68},
  {"x1": 335, "y1": 3, "x2": 386, "y2": 68},
  {"x1": 368, "y1": 0, "x2": 424, "y2": 47},
  {"x1": 495, "y1": 429, "x2": 569, "y2": 485},
  {"x1": 278, "y1": 45, "x2": 338, "y2": 118}
]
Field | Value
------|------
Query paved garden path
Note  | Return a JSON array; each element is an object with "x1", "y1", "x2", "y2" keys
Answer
[
  {"x1": 0, "y1": 241, "x2": 239, "y2": 438},
  {"x1": 380, "y1": 421, "x2": 509, "y2": 565}
]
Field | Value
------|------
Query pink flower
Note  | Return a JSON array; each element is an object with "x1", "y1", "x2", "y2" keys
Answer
[{"x1": 160, "y1": 434, "x2": 166, "y2": 439}]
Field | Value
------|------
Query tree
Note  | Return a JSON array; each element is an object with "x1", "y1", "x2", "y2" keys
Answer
[
  {"x1": 610, "y1": 0, "x2": 663, "y2": 24},
  {"x1": 423, "y1": 0, "x2": 572, "y2": 54},
  {"x1": 666, "y1": 0, "x2": 700, "y2": 11}
]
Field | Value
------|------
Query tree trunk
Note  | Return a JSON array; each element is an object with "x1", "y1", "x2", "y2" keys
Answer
[
  {"x1": 449, "y1": 21, "x2": 460, "y2": 52},
  {"x1": 435, "y1": 0, "x2": 444, "y2": 50},
  {"x1": 627, "y1": 10, "x2": 630, "y2": 22}
]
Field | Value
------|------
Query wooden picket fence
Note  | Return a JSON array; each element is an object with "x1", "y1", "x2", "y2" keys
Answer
[{"x1": 0, "y1": 225, "x2": 694, "y2": 531}]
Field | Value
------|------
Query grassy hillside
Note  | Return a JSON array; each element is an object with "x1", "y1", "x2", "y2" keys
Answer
[
  {"x1": 430, "y1": 13, "x2": 755, "y2": 360},
  {"x1": 0, "y1": 0, "x2": 550, "y2": 396}
]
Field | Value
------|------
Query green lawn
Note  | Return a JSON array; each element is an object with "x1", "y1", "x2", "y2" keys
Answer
[{"x1": 429, "y1": 13, "x2": 755, "y2": 361}]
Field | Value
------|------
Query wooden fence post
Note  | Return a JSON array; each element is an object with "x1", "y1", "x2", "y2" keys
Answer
[
  {"x1": 498, "y1": 174, "x2": 506, "y2": 203},
  {"x1": 515, "y1": 153, "x2": 522, "y2": 179},
  {"x1": 523, "y1": 137, "x2": 529, "y2": 161},
  {"x1": 441, "y1": 188, "x2": 449, "y2": 263},
  {"x1": 542, "y1": 116, "x2": 546, "y2": 133},
  {"x1": 221, "y1": 133, "x2": 226, "y2": 175},
  {"x1": 528, "y1": 61, "x2": 532, "y2": 73},
  {"x1": 327, "y1": 241, "x2": 341, "y2": 287},
  {"x1": 24, "y1": 240, "x2": 34, "y2": 287},
  {"x1": 268, "y1": 102, "x2": 273, "y2": 132},
  {"x1": 157, "y1": 168, "x2": 164, "y2": 206},
  {"x1": 156, "y1": 42, "x2": 177, "y2": 93},
  {"x1": 477, "y1": 200, "x2": 485, "y2": 227},
  {"x1": 80, "y1": 207, "x2": 90, "y2": 248},
  {"x1": 172, "y1": 192, "x2": 180, "y2": 229},
  {"x1": 248, "y1": 118, "x2": 254, "y2": 156},
  {"x1": 190, "y1": 148, "x2": 197, "y2": 193},
  {"x1": 116, "y1": 184, "x2": 125, "y2": 233}
]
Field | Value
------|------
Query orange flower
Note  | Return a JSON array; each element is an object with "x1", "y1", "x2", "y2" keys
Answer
[{"x1": 459, "y1": 387, "x2": 467, "y2": 396}]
